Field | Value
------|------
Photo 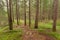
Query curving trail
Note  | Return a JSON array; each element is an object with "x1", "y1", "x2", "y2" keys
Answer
[{"x1": 18, "y1": 25, "x2": 56, "y2": 40}]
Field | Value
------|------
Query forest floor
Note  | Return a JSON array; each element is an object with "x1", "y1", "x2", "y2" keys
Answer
[
  {"x1": 0, "y1": 20, "x2": 60, "y2": 40},
  {"x1": 18, "y1": 25, "x2": 56, "y2": 40}
]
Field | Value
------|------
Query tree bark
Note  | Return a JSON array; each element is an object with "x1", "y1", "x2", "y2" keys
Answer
[
  {"x1": 34, "y1": 0, "x2": 39, "y2": 28},
  {"x1": 9, "y1": 0, "x2": 13, "y2": 30},
  {"x1": 53, "y1": 0, "x2": 58, "y2": 32},
  {"x1": 29, "y1": 0, "x2": 31, "y2": 27},
  {"x1": 16, "y1": 0, "x2": 20, "y2": 25},
  {"x1": 24, "y1": 0, "x2": 26, "y2": 26},
  {"x1": 11, "y1": 1, "x2": 14, "y2": 22}
]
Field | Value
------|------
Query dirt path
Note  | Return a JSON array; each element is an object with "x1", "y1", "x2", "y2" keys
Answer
[{"x1": 20, "y1": 26, "x2": 55, "y2": 40}]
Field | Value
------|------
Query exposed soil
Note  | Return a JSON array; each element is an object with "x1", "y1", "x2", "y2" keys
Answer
[{"x1": 20, "y1": 25, "x2": 56, "y2": 40}]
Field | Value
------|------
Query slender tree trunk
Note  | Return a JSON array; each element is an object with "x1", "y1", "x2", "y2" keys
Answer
[
  {"x1": 48, "y1": 8, "x2": 50, "y2": 20},
  {"x1": 24, "y1": 0, "x2": 26, "y2": 26},
  {"x1": 53, "y1": 0, "x2": 58, "y2": 32},
  {"x1": 9, "y1": 0, "x2": 13, "y2": 30},
  {"x1": 12, "y1": 12, "x2": 14, "y2": 22},
  {"x1": 16, "y1": 0, "x2": 19, "y2": 25},
  {"x1": 29, "y1": 0, "x2": 31, "y2": 27},
  {"x1": 34, "y1": 0, "x2": 39, "y2": 28},
  {"x1": 6, "y1": 0, "x2": 10, "y2": 29},
  {"x1": 6, "y1": 0, "x2": 9, "y2": 20},
  {"x1": 11, "y1": 1, "x2": 14, "y2": 22},
  {"x1": 42, "y1": 0, "x2": 45, "y2": 21},
  {"x1": 40, "y1": 0, "x2": 42, "y2": 22}
]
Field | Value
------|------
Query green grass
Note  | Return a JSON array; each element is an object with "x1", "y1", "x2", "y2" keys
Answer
[
  {"x1": 38, "y1": 29, "x2": 60, "y2": 40},
  {"x1": 19, "y1": 19, "x2": 60, "y2": 40},
  {"x1": 0, "y1": 19, "x2": 60, "y2": 40},
  {"x1": 38, "y1": 20, "x2": 60, "y2": 40},
  {"x1": 0, "y1": 30, "x2": 22, "y2": 40},
  {"x1": 29, "y1": 20, "x2": 60, "y2": 40},
  {"x1": 0, "y1": 26, "x2": 8, "y2": 32},
  {"x1": 0, "y1": 26, "x2": 22, "y2": 40}
]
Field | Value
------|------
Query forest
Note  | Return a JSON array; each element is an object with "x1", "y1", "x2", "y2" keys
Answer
[{"x1": 0, "y1": 0, "x2": 60, "y2": 40}]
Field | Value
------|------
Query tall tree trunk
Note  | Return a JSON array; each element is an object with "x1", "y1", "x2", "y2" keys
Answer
[
  {"x1": 40, "y1": 0, "x2": 42, "y2": 22},
  {"x1": 11, "y1": 1, "x2": 14, "y2": 22},
  {"x1": 9, "y1": 0, "x2": 13, "y2": 30},
  {"x1": 16, "y1": 0, "x2": 19, "y2": 25},
  {"x1": 42, "y1": 0, "x2": 46, "y2": 21},
  {"x1": 24, "y1": 0, "x2": 26, "y2": 26},
  {"x1": 6, "y1": 0, "x2": 10, "y2": 29},
  {"x1": 29, "y1": 0, "x2": 31, "y2": 27},
  {"x1": 53, "y1": 0, "x2": 58, "y2": 32},
  {"x1": 6, "y1": 0, "x2": 9, "y2": 20},
  {"x1": 34, "y1": 0, "x2": 39, "y2": 28}
]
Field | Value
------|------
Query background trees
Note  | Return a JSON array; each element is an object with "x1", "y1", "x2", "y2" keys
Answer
[{"x1": 0, "y1": 0, "x2": 59, "y2": 31}]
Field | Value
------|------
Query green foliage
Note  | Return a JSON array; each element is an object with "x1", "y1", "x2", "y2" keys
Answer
[
  {"x1": 38, "y1": 30, "x2": 60, "y2": 40},
  {"x1": 0, "y1": 26, "x2": 22, "y2": 40},
  {"x1": 0, "y1": 26, "x2": 8, "y2": 32},
  {"x1": 0, "y1": 30, "x2": 22, "y2": 40}
]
